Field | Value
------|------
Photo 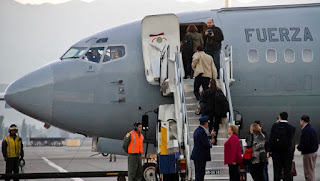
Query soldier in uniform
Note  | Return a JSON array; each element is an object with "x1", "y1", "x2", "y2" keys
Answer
[
  {"x1": 191, "y1": 116, "x2": 215, "y2": 181},
  {"x1": 122, "y1": 122, "x2": 144, "y2": 181},
  {"x1": 2, "y1": 124, "x2": 24, "y2": 181}
]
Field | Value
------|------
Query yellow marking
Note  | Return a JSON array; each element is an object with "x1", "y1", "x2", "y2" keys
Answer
[
  {"x1": 160, "y1": 126, "x2": 168, "y2": 155},
  {"x1": 106, "y1": 173, "x2": 119, "y2": 176}
]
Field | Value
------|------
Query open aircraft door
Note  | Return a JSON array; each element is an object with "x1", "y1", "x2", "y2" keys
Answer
[{"x1": 141, "y1": 14, "x2": 181, "y2": 85}]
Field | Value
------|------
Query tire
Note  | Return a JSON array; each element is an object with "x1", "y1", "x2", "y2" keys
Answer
[
  {"x1": 101, "y1": 153, "x2": 109, "y2": 157},
  {"x1": 142, "y1": 163, "x2": 156, "y2": 181}
]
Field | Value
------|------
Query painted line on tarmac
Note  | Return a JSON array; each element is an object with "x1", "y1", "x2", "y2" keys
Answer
[{"x1": 42, "y1": 157, "x2": 84, "y2": 181}]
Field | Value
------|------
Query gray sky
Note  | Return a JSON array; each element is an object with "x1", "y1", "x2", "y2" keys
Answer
[
  {"x1": 1, "y1": 0, "x2": 319, "y2": 84},
  {"x1": 0, "y1": 0, "x2": 319, "y2": 128}
]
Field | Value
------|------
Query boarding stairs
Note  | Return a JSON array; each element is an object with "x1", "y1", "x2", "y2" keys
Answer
[
  {"x1": 185, "y1": 48, "x2": 235, "y2": 180},
  {"x1": 185, "y1": 79, "x2": 229, "y2": 180},
  {"x1": 141, "y1": 14, "x2": 235, "y2": 181}
]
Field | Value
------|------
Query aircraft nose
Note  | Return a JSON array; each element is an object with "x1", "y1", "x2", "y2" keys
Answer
[{"x1": 5, "y1": 64, "x2": 54, "y2": 123}]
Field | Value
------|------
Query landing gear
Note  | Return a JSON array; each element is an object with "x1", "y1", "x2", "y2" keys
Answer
[{"x1": 142, "y1": 163, "x2": 156, "y2": 181}]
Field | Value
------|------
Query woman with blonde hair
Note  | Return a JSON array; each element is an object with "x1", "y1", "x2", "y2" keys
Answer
[
  {"x1": 246, "y1": 123, "x2": 268, "y2": 181},
  {"x1": 224, "y1": 125, "x2": 242, "y2": 181}
]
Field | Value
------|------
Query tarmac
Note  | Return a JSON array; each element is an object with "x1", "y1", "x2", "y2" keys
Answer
[{"x1": 0, "y1": 139, "x2": 319, "y2": 181}]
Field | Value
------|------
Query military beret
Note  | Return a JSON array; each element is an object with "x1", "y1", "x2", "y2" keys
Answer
[{"x1": 199, "y1": 116, "x2": 210, "y2": 122}]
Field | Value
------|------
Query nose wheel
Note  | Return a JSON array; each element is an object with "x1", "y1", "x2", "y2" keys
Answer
[{"x1": 143, "y1": 163, "x2": 156, "y2": 181}]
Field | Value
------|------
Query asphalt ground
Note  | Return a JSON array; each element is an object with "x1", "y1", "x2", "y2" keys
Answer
[{"x1": 0, "y1": 142, "x2": 319, "y2": 181}]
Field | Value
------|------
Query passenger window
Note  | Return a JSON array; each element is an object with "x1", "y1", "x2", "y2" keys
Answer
[
  {"x1": 103, "y1": 46, "x2": 125, "y2": 62},
  {"x1": 266, "y1": 49, "x2": 277, "y2": 63},
  {"x1": 284, "y1": 49, "x2": 295, "y2": 63},
  {"x1": 84, "y1": 47, "x2": 104, "y2": 63},
  {"x1": 248, "y1": 49, "x2": 259, "y2": 63},
  {"x1": 302, "y1": 49, "x2": 313, "y2": 62}
]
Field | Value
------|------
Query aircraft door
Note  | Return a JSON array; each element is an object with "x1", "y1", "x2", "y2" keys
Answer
[{"x1": 141, "y1": 14, "x2": 180, "y2": 85}]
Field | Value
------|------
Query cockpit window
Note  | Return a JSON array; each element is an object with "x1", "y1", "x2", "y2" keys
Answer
[
  {"x1": 61, "y1": 47, "x2": 87, "y2": 59},
  {"x1": 84, "y1": 47, "x2": 104, "y2": 63},
  {"x1": 103, "y1": 46, "x2": 125, "y2": 62}
]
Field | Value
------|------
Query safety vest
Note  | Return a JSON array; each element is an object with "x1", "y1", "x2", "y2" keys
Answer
[
  {"x1": 128, "y1": 130, "x2": 144, "y2": 154},
  {"x1": 4, "y1": 135, "x2": 21, "y2": 158}
]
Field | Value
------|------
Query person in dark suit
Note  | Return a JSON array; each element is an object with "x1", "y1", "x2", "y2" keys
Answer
[
  {"x1": 269, "y1": 112, "x2": 296, "y2": 181},
  {"x1": 191, "y1": 116, "x2": 215, "y2": 181},
  {"x1": 297, "y1": 115, "x2": 318, "y2": 181}
]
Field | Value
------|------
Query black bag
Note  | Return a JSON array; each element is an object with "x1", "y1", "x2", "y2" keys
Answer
[
  {"x1": 271, "y1": 125, "x2": 290, "y2": 152},
  {"x1": 181, "y1": 34, "x2": 193, "y2": 52},
  {"x1": 214, "y1": 90, "x2": 229, "y2": 117}
]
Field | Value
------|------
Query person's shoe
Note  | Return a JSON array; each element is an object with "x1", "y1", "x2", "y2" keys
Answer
[
  {"x1": 213, "y1": 140, "x2": 218, "y2": 146},
  {"x1": 195, "y1": 103, "x2": 201, "y2": 115}
]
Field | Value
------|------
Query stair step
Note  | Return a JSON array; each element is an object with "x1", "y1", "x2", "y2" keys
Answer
[
  {"x1": 203, "y1": 175, "x2": 230, "y2": 180},
  {"x1": 191, "y1": 166, "x2": 229, "y2": 177},
  {"x1": 185, "y1": 91, "x2": 195, "y2": 97},
  {"x1": 183, "y1": 78, "x2": 232, "y2": 180},
  {"x1": 186, "y1": 97, "x2": 197, "y2": 104}
]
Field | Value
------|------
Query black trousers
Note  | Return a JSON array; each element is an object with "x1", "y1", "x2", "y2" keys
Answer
[
  {"x1": 205, "y1": 50, "x2": 220, "y2": 79},
  {"x1": 272, "y1": 158, "x2": 292, "y2": 181},
  {"x1": 250, "y1": 162, "x2": 265, "y2": 181},
  {"x1": 194, "y1": 76, "x2": 210, "y2": 101},
  {"x1": 184, "y1": 51, "x2": 194, "y2": 78},
  {"x1": 228, "y1": 164, "x2": 240, "y2": 181},
  {"x1": 5, "y1": 157, "x2": 20, "y2": 181},
  {"x1": 194, "y1": 160, "x2": 206, "y2": 181},
  {"x1": 208, "y1": 116, "x2": 221, "y2": 144}
]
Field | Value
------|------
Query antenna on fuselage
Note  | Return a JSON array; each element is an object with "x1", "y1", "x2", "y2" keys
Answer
[{"x1": 225, "y1": 0, "x2": 231, "y2": 7}]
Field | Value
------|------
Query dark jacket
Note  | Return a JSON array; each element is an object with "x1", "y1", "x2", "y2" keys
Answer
[
  {"x1": 262, "y1": 129, "x2": 270, "y2": 153},
  {"x1": 191, "y1": 126, "x2": 212, "y2": 162},
  {"x1": 269, "y1": 122, "x2": 296, "y2": 160},
  {"x1": 201, "y1": 89, "x2": 216, "y2": 118},
  {"x1": 297, "y1": 124, "x2": 319, "y2": 155},
  {"x1": 201, "y1": 89, "x2": 227, "y2": 118},
  {"x1": 203, "y1": 25, "x2": 224, "y2": 52}
]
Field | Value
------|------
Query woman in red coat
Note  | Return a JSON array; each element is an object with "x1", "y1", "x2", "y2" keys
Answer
[{"x1": 224, "y1": 125, "x2": 242, "y2": 181}]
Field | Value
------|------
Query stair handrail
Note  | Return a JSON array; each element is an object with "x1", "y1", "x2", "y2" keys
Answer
[
  {"x1": 220, "y1": 50, "x2": 235, "y2": 125},
  {"x1": 172, "y1": 50, "x2": 192, "y2": 180}
]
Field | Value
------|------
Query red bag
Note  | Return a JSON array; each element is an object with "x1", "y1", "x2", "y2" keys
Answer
[
  {"x1": 243, "y1": 148, "x2": 252, "y2": 159},
  {"x1": 242, "y1": 148, "x2": 252, "y2": 165}
]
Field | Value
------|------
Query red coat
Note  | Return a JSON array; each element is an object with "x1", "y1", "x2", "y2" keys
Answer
[{"x1": 224, "y1": 134, "x2": 242, "y2": 165}]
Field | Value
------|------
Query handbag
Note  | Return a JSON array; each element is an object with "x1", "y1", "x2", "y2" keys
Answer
[
  {"x1": 242, "y1": 134, "x2": 253, "y2": 165},
  {"x1": 280, "y1": 161, "x2": 297, "y2": 178},
  {"x1": 242, "y1": 148, "x2": 252, "y2": 165}
]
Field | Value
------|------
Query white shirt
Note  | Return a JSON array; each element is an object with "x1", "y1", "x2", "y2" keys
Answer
[
  {"x1": 302, "y1": 123, "x2": 308, "y2": 130},
  {"x1": 279, "y1": 120, "x2": 288, "y2": 123}
]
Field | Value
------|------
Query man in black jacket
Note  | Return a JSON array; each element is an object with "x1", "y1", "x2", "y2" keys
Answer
[
  {"x1": 203, "y1": 18, "x2": 224, "y2": 79},
  {"x1": 191, "y1": 116, "x2": 215, "y2": 181},
  {"x1": 269, "y1": 112, "x2": 296, "y2": 181},
  {"x1": 297, "y1": 115, "x2": 318, "y2": 181}
]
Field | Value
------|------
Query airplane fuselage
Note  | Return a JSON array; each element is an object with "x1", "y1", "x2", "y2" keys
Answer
[{"x1": 4, "y1": 3, "x2": 320, "y2": 148}]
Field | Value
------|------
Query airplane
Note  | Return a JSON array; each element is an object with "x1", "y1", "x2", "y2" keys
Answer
[{"x1": 1, "y1": 2, "x2": 320, "y2": 178}]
